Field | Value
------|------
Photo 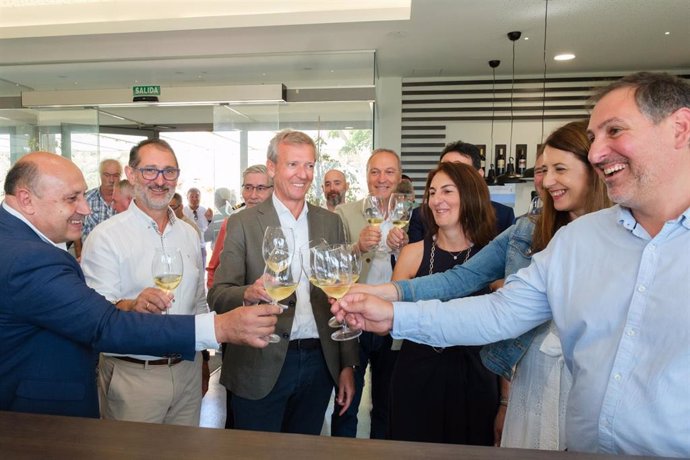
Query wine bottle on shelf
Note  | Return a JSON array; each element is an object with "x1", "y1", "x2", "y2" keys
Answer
[
  {"x1": 495, "y1": 145, "x2": 506, "y2": 176},
  {"x1": 516, "y1": 144, "x2": 527, "y2": 176},
  {"x1": 477, "y1": 144, "x2": 487, "y2": 174}
]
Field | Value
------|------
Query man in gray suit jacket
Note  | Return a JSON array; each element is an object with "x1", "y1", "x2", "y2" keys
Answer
[{"x1": 208, "y1": 130, "x2": 358, "y2": 435}]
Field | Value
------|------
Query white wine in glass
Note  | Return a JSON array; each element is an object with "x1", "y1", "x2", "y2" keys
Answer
[
  {"x1": 151, "y1": 247, "x2": 184, "y2": 315},
  {"x1": 262, "y1": 249, "x2": 301, "y2": 343},
  {"x1": 315, "y1": 245, "x2": 362, "y2": 341},
  {"x1": 362, "y1": 195, "x2": 387, "y2": 252},
  {"x1": 388, "y1": 192, "x2": 414, "y2": 231}
]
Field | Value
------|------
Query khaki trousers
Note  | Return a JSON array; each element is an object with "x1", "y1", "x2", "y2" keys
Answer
[{"x1": 98, "y1": 353, "x2": 202, "y2": 426}]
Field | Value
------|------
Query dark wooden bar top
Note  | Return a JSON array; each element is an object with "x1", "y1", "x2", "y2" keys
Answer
[{"x1": 0, "y1": 411, "x2": 666, "y2": 459}]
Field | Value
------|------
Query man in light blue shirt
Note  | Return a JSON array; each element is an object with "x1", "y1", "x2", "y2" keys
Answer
[{"x1": 332, "y1": 72, "x2": 690, "y2": 457}]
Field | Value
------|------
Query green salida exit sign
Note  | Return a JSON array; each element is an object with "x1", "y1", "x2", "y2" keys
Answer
[{"x1": 133, "y1": 85, "x2": 161, "y2": 97}]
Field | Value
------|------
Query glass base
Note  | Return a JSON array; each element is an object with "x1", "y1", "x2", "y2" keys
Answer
[
  {"x1": 266, "y1": 333, "x2": 281, "y2": 343},
  {"x1": 331, "y1": 327, "x2": 362, "y2": 341},
  {"x1": 327, "y1": 316, "x2": 340, "y2": 328}
]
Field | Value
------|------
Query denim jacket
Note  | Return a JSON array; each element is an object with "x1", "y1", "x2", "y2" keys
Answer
[{"x1": 394, "y1": 216, "x2": 543, "y2": 380}]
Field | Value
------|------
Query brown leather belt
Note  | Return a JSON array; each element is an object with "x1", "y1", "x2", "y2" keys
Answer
[
  {"x1": 114, "y1": 356, "x2": 183, "y2": 366},
  {"x1": 287, "y1": 338, "x2": 321, "y2": 350}
]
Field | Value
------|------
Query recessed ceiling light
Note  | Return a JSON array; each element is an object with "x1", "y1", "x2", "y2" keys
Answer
[
  {"x1": 524, "y1": 37, "x2": 529, "y2": 40},
  {"x1": 665, "y1": 31, "x2": 671, "y2": 35},
  {"x1": 554, "y1": 53, "x2": 575, "y2": 61}
]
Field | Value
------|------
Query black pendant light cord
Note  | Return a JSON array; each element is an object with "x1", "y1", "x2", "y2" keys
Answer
[
  {"x1": 509, "y1": 37, "x2": 516, "y2": 159},
  {"x1": 541, "y1": 0, "x2": 549, "y2": 141}
]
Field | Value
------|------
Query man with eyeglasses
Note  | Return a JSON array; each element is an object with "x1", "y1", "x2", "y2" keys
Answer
[
  {"x1": 81, "y1": 139, "x2": 213, "y2": 426},
  {"x1": 184, "y1": 187, "x2": 213, "y2": 268},
  {"x1": 206, "y1": 164, "x2": 272, "y2": 290},
  {"x1": 73, "y1": 158, "x2": 122, "y2": 259}
]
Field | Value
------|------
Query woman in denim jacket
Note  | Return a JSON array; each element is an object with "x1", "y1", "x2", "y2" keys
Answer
[{"x1": 352, "y1": 120, "x2": 611, "y2": 449}]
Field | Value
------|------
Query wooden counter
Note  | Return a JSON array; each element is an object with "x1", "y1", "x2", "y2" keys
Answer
[{"x1": 0, "y1": 411, "x2": 663, "y2": 459}]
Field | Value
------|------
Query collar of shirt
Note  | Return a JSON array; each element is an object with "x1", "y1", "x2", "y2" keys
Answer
[
  {"x1": 2, "y1": 200, "x2": 67, "y2": 251},
  {"x1": 271, "y1": 193, "x2": 308, "y2": 227},
  {"x1": 129, "y1": 199, "x2": 178, "y2": 234},
  {"x1": 616, "y1": 204, "x2": 690, "y2": 237}
]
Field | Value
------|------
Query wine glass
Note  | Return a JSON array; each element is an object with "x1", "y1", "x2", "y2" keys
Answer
[
  {"x1": 262, "y1": 248, "x2": 301, "y2": 343},
  {"x1": 327, "y1": 243, "x2": 362, "y2": 328},
  {"x1": 362, "y1": 194, "x2": 387, "y2": 252},
  {"x1": 388, "y1": 192, "x2": 414, "y2": 231},
  {"x1": 151, "y1": 247, "x2": 183, "y2": 315},
  {"x1": 315, "y1": 245, "x2": 362, "y2": 341},
  {"x1": 262, "y1": 226, "x2": 294, "y2": 270}
]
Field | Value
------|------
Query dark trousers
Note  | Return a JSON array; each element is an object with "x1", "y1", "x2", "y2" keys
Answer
[
  {"x1": 331, "y1": 332, "x2": 398, "y2": 439},
  {"x1": 232, "y1": 348, "x2": 334, "y2": 435}
]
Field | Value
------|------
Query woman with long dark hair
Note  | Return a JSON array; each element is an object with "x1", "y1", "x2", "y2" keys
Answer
[{"x1": 388, "y1": 161, "x2": 497, "y2": 444}]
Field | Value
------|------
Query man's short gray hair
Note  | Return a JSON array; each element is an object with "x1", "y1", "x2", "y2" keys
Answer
[
  {"x1": 242, "y1": 164, "x2": 273, "y2": 186},
  {"x1": 266, "y1": 129, "x2": 317, "y2": 163}
]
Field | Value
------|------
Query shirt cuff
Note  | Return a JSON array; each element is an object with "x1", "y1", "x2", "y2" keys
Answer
[
  {"x1": 195, "y1": 311, "x2": 220, "y2": 350},
  {"x1": 392, "y1": 301, "x2": 434, "y2": 344}
]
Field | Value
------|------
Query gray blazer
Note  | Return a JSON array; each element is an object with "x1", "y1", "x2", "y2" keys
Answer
[{"x1": 208, "y1": 198, "x2": 358, "y2": 400}]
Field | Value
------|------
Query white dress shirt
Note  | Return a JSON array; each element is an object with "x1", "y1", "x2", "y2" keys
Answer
[
  {"x1": 272, "y1": 194, "x2": 319, "y2": 339},
  {"x1": 82, "y1": 200, "x2": 212, "y2": 359}
]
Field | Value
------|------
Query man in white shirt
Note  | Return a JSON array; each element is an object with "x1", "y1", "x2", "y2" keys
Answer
[
  {"x1": 82, "y1": 139, "x2": 210, "y2": 426},
  {"x1": 208, "y1": 130, "x2": 358, "y2": 435}
]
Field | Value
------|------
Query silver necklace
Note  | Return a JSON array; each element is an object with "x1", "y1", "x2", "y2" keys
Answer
[{"x1": 429, "y1": 239, "x2": 472, "y2": 275}]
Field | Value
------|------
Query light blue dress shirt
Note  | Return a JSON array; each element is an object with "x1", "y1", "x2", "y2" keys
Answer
[{"x1": 392, "y1": 205, "x2": 690, "y2": 457}]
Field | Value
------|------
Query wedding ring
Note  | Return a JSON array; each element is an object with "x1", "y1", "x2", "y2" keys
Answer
[{"x1": 145, "y1": 301, "x2": 150, "y2": 310}]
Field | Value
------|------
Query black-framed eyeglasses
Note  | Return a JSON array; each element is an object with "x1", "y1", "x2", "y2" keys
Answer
[
  {"x1": 242, "y1": 184, "x2": 272, "y2": 193},
  {"x1": 137, "y1": 167, "x2": 180, "y2": 181}
]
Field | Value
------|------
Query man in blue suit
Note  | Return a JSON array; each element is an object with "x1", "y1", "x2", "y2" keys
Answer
[
  {"x1": 404, "y1": 142, "x2": 515, "y2": 245},
  {"x1": 0, "y1": 152, "x2": 280, "y2": 419}
]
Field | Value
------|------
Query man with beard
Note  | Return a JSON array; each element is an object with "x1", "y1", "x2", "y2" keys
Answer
[
  {"x1": 81, "y1": 139, "x2": 209, "y2": 426},
  {"x1": 322, "y1": 169, "x2": 349, "y2": 211}
]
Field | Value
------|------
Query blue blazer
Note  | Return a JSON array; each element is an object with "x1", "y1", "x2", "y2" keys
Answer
[
  {"x1": 407, "y1": 201, "x2": 515, "y2": 244},
  {"x1": 0, "y1": 206, "x2": 196, "y2": 418}
]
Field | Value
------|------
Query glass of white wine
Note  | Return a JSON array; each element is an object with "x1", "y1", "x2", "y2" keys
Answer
[
  {"x1": 388, "y1": 192, "x2": 414, "y2": 232},
  {"x1": 263, "y1": 248, "x2": 301, "y2": 343},
  {"x1": 327, "y1": 243, "x2": 362, "y2": 329},
  {"x1": 262, "y1": 226, "x2": 294, "y2": 271},
  {"x1": 151, "y1": 247, "x2": 183, "y2": 315},
  {"x1": 316, "y1": 245, "x2": 362, "y2": 341},
  {"x1": 362, "y1": 194, "x2": 387, "y2": 252}
]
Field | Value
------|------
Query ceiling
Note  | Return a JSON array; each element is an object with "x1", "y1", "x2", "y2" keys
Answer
[{"x1": 0, "y1": 0, "x2": 688, "y2": 97}]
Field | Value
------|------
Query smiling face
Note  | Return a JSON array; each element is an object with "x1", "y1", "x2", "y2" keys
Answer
[
  {"x1": 587, "y1": 87, "x2": 674, "y2": 213},
  {"x1": 126, "y1": 143, "x2": 178, "y2": 215},
  {"x1": 366, "y1": 151, "x2": 401, "y2": 201},
  {"x1": 427, "y1": 171, "x2": 461, "y2": 230},
  {"x1": 267, "y1": 141, "x2": 315, "y2": 208},
  {"x1": 541, "y1": 146, "x2": 591, "y2": 220},
  {"x1": 14, "y1": 153, "x2": 91, "y2": 244}
]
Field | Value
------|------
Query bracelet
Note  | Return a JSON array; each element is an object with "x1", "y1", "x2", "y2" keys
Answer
[{"x1": 499, "y1": 397, "x2": 509, "y2": 407}]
